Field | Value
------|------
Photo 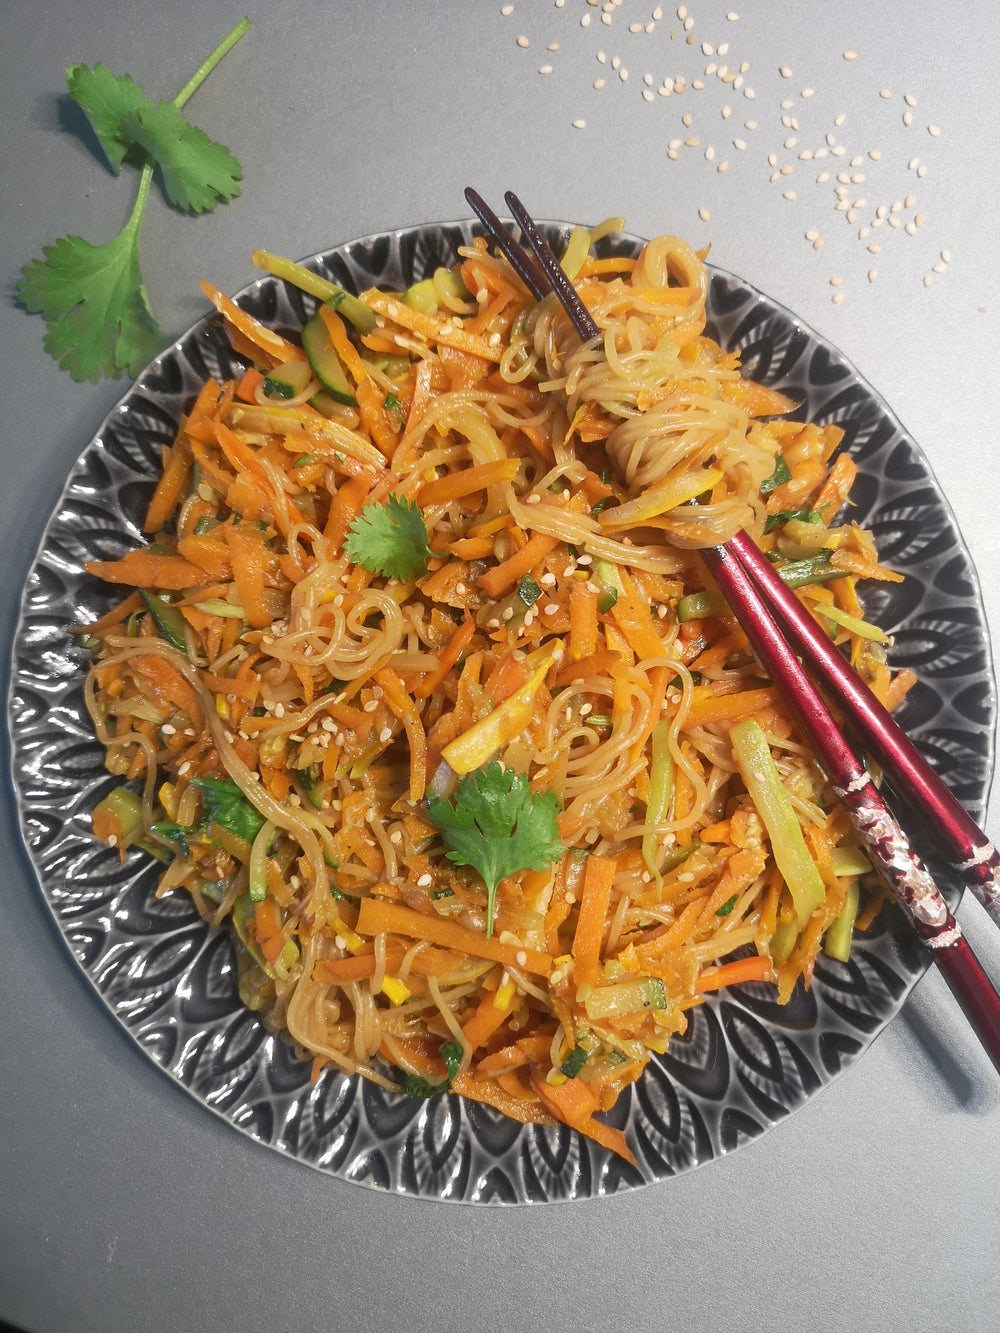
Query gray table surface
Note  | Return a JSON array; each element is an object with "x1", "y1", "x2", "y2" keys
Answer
[{"x1": 3, "y1": 3, "x2": 999, "y2": 1330}]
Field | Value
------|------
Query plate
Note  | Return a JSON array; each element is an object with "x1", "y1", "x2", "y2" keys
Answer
[{"x1": 8, "y1": 220, "x2": 996, "y2": 1204}]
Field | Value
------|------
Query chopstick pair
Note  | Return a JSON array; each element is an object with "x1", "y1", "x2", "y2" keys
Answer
[{"x1": 465, "y1": 187, "x2": 1000, "y2": 1069}]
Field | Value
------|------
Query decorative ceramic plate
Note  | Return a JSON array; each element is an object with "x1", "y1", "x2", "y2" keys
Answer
[{"x1": 8, "y1": 221, "x2": 995, "y2": 1204}]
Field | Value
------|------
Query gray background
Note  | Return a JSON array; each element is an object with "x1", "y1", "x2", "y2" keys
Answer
[{"x1": 2, "y1": 2, "x2": 999, "y2": 1330}]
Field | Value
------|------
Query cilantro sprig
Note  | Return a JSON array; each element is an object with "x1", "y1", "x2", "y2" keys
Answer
[
  {"x1": 427, "y1": 762, "x2": 565, "y2": 938},
  {"x1": 344, "y1": 495, "x2": 432, "y2": 581},
  {"x1": 17, "y1": 19, "x2": 250, "y2": 383}
]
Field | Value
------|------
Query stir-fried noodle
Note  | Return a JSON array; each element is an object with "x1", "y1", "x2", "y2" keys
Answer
[{"x1": 81, "y1": 224, "x2": 912, "y2": 1160}]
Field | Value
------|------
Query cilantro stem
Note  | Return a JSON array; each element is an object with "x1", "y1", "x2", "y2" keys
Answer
[{"x1": 172, "y1": 18, "x2": 252, "y2": 110}]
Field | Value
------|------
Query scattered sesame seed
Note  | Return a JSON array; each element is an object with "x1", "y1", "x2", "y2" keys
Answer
[
  {"x1": 727, "y1": 10, "x2": 739, "y2": 18},
  {"x1": 379, "y1": 727, "x2": 393, "y2": 743},
  {"x1": 698, "y1": 206, "x2": 711, "y2": 221},
  {"x1": 548, "y1": 42, "x2": 559, "y2": 51},
  {"x1": 830, "y1": 275, "x2": 844, "y2": 286},
  {"x1": 902, "y1": 110, "x2": 914, "y2": 127},
  {"x1": 783, "y1": 190, "x2": 796, "y2": 201},
  {"x1": 843, "y1": 50, "x2": 858, "y2": 61},
  {"x1": 879, "y1": 88, "x2": 892, "y2": 99},
  {"x1": 904, "y1": 92, "x2": 917, "y2": 106},
  {"x1": 868, "y1": 269, "x2": 878, "y2": 283},
  {"x1": 832, "y1": 291, "x2": 845, "y2": 304},
  {"x1": 717, "y1": 159, "x2": 729, "y2": 172},
  {"x1": 801, "y1": 87, "x2": 815, "y2": 98},
  {"x1": 516, "y1": 34, "x2": 530, "y2": 47},
  {"x1": 705, "y1": 145, "x2": 716, "y2": 161},
  {"x1": 779, "y1": 65, "x2": 792, "y2": 77},
  {"x1": 928, "y1": 124, "x2": 941, "y2": 136},
  {"x1": 572, "y1": 118, "x2": 586, "y2": 129},
  {"x1": 539, "y1": 63, "x2": 553, "y2": 74},
  {"x1": 416, "y1": 873, "x2": 432, "y2": 887},
  {"x1": 619, "y1": 67, "x2": 629, "y2": 81},
  {"x1": 941, "y1": 249, "x2": 952, "y2": 262},
  {"x1": 923, "y1": 274, "x2": 933, "y2": 287},
  {"x1": 812, "y1": 238, "x2": 824, "y2": 249},
  {"x1": 501, "y1": 3, "x2": 513, "y2": 13},
  {"x1": 932, "y1": 260, "x2": 947, "y2": 273}
]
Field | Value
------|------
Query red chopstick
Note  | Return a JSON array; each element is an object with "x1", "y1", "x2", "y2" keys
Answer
[{"x1": 465, "y1": 187, "x2": 1000, "y2": 1067}]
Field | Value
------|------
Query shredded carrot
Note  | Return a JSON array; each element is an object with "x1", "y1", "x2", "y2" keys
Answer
[
  {"x1": 572, "y1": 854, "x2": 617, "y2": 986},
  {"x1": 418, "y1": 457, "x2": 520, "y2": 507},
  {"x1": 414, "y1": 616, "x2": 476, "y2": 698},
  {"x1": 355, "y1": 898, "x2": 553, "y2": 976},
  {"x1": 143, "y1": 440, "x2": 193, "y2": 534},
  {"x1": 478, "y1": 530, "x2": 561, "y2": 598}
]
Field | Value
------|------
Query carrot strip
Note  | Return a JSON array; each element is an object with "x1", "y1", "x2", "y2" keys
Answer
[
  {"x1": 417, "y1": 458, "x2": 520, "y2": 507},
  {"x1": 568, "y1": 580, "x2": 599, "y2": 661},
  {"x1": 414, "y1": 616, "x2": 476, "y2": 699},
  {"x1": 200, "y1": 281, "x2": 306, "y2": 365},
  {"x1": 324, "y1": 471, "x2": 374, "y2": 548},
  {"x1": 533, "y1": 1075, "x2": 637, "y2": 1165},
  {"x1": 86, "y1": 550, "x2": 211, "y2": 591},
  {"x1": 478, "y1": 530, "x2": 560, "y2": 598},
  {"x1": 610, "y1": 568, "x2": 666, "y2": 662},
  {"x1": 143, "y1": 439, "x2": 192, "y2": 534},
  {"x1": 355, "y1": 898, "x2": 553, "y2": 976},
  {"x1": 319, "y1": 306, "x2": 369, "y2": 386},
  {"x1": 235, "y1": 365, "x2": 266, "y2": 403},
  {"x1": 684, "y1": 686, "x2": 778, "y2": 728},
  {"x1": 813, "y1": 452, "x2": 858, "y2": 518},
  {"x1": 223, "y1": 523, "x2": 271, "y2": 629},
  {"x1": 461, "y1": 987, "x2": 513, "y2": 1050},
  {"x1": 572, "y1": 854, "x2": 617, "y2": 987},
  {"x1": 373, "y1": 665, "x2": 428, "y2": 801},
  {"x1": 253, "y1": 898, "x2": 287, "y2": 965},
  {"x1": 365, "y1": 292, "x2": 502, "y2": 361}
]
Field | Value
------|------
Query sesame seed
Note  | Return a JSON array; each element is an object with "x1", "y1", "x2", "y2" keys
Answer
[
  {"x1": 783, "y1": 190, "x2": 796, "y2": 201},
  {"x1": 501, "y1": 3, "x2": 513, "y2": 13},
  {"x1": 619, "y1": 68, "x2": 629, "y2": 81},
  {"x1": 539, "y1": 63, "x2": 553, "y2": 74},
  {"x1": 879, "y1": 88, "x2": 891, "y2": 99},
  {"x1": 903, "y1": 111, "x2": 914, "y2": 127},
  {"x1": 904, "y1": 92, "x2": 917, "y2": 106},
  {"x1": 932, "y1": 260, "x2": 947, "y2": 273},
  {"x1": 941, "y1": 249, "x2": 952, "y2": 262},
  {"x1": 548, "y1": 41, "x2": 559, "y2": 50},
  {"x1": 843, "y1": 50, "x2": 858, "y2": 61},
  {"x1": 801, "y1": 87, "x2": 815, "y2": 98},
  {"x1": 868, "y1": 148, "x2": 882, "y2": 161},
  {"x1": 928, "y1": 124, "x2": 941, "y2": 136},
  {"x1": 733, "y1": 137, "x2": 746, "y2": 150},
  {"x1": 572, "y1": 118, "x2": 586, "y2": 129},
  {"x1": 868, "y1": 269, "x2": 878, "y2": 283},
  {"x1": 779, "y1": 65, "x2": 792, "y2": 77},
  {"x1": 805, "y1": 229, "x2": 819, "y2": 241},
  {"x1": 517, "y1": 34, "x2": 530, "y2": 47},
  {"x1": 830, "y1": 276, "x2": 844, "y2": 286},
  {"x1": 416, "y1": 873, "x2": 432, "y2": 887},
  {"x1": 832, "y1": 292, "x2": 845, "y2": 304},
  {"x1": 698, "y1": 206, "x2": 710, "y2": 221},
  {"x1": 379, "y1": 727, "x2": 393, "y2": 743},
  {"x1": 923, "y1": 274, "x2": 933, "y2": 287},
  {"x1": 705, "y1": 145, "x2": 715, "y2": 161}
]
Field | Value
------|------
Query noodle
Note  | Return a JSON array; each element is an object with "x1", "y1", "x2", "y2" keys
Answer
[{"x1": 80, "y1": 225, "x2": 910, "y2": 1162}]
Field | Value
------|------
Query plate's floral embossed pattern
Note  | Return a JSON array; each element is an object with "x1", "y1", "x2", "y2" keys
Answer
[{"x1": 8, "y1": 221, "x2": 995, "y2": 1203}]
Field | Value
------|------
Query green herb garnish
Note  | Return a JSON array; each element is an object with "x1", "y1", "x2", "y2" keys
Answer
[
  {"x1": 344, "y1": 495, "x2": 432, "y2": 580},
  {"x1": 426, "y1": 761, "x2": 565, "y2": 938},
  {"x1": 16, "y1": 20, "x2": 250, "y2": 382}
]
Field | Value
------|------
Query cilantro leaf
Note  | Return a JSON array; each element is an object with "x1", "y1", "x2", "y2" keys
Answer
[
  {"x1": 66, "y1": 62, "x2": 147, "y2": 172},
  {"x1": 124, "y1": 101, "x2": 242, "y2": 212},
  {"x1": 18, "y1": 20, "x2": 250, "y2": 383},
  {"x1": 426, "y1": 762, "x2": 565, "y2": 937},
  {"x1": 193, "y1": 776, "x2": 267, "y2": 843},
  {"x1": 403, "y1": 1039, "x2": 464, "y2": 1099},
  {"x1": 344, "y1": 495, "x2": 431, "y2": 580},
  {"x1": 16, "y1": 178, "x2": 166, "y2": 382}
]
